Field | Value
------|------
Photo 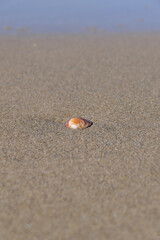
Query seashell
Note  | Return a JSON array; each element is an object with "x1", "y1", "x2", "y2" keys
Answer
[{"x1": 65, "y1": 117, "x2": 93, "y2": 129}]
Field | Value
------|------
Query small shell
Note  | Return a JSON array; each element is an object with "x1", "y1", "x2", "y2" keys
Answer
[{"x1": 65, "y1": 117, "x2": 93, "y2": 129}]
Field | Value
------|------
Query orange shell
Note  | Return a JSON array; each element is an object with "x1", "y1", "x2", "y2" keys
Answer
[{"x1": 65, "y1": 117, "x2": 93, "y2": 129}]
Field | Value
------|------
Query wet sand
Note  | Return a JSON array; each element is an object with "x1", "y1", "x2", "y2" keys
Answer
[{"x1": 0, "y1": 33, "x2": 160, "y2": 240}]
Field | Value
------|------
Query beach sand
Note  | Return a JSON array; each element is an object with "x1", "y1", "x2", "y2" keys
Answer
[{"x1": 0, "y1": 33, "x2": 160, "y2": 240}]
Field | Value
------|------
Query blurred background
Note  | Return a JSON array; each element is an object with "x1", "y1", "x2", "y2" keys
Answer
[{"x1": 0, "y1": 0, "x2": 160, "y2": 34}]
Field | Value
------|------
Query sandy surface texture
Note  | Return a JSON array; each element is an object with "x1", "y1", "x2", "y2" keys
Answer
[{"x1": 0, "y1": 33, "x2": 160, "y2": 240}]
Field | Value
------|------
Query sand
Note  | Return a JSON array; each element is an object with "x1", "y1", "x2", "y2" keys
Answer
[{"x1": 0, "y1": 33, "x2": 160, "y2": 240}]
